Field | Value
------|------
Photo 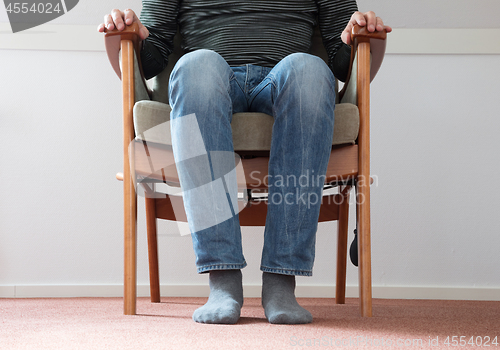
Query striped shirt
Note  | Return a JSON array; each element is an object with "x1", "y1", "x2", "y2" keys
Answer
[{"x1": 139, "y1": 0, "x2": 358, "y2": 81}]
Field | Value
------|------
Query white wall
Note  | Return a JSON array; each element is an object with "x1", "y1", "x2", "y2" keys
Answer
[{"x1": 1, "y1": 1, "x2": 500, "y2": 299}]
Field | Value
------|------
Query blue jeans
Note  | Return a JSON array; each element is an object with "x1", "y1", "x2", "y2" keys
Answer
[{"x1": 169, "y1": 49, "x2": 336, "y2": 276}]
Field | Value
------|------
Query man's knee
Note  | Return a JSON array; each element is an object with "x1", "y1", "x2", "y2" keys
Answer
[
  {"x1": 169, "y1": 49, "x2": 231, "y2": 101},
  {"x1": 275, "y1": 53, "x2": 335, "y2": 91},
  {"x1": 273, "y1": 53, "x2": 336, "y2": 105},
  {"x1": 283, "y1": 53, "x2": 332, "y2": 77},
  {"x1": 171, "y1": 49, "x2": 227, "y2": 83}
]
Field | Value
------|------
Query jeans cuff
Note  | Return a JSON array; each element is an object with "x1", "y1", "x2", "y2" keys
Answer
[
  {"x1": 260, "y1": 265, "x2": 312, "y2": 276},
  {"x1": 197, "y1": 261, "x2": 247, "y2": 274}
]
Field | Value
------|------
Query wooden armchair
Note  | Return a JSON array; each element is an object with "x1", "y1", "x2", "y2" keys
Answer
[{"x1": 104, "y1": 23, "x2": 387, "y2": 317}]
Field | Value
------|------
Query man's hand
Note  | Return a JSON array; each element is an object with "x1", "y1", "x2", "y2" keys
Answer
[
  {"x1": 341, "y1": 11, "x2": 392, "y2": 45},
  {"x1": 97, "y1": 8, "x2": 149, "y2": 40}
]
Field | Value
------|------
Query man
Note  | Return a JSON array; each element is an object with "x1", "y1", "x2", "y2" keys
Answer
[{"x1": 98, "y1": 1, "x2": 391, "y2": 325}]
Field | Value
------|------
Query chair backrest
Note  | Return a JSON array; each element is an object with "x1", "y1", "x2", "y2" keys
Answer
[{"x1": 149, "y1": 26, "x2": 333, "y2": 105}]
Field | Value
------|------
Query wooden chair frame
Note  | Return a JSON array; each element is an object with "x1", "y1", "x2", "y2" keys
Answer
[{"x1": 104, "y1": 23, "x2": 387, "y2": 317}]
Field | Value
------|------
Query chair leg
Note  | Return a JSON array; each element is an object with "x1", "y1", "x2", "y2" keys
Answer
[
  {"x1": 356, "y1": 38, "x2": 373, "y2": 317},
  {"x1": 145, "y1": 195, "x2": 161, "y2": 303},
  {"x1": 124, "y1": 175, "x2": 138, "y2": 315},
  {"x1": 336, "y1": 186, "x2": 351, "y2": 304},
  {"x1": 356, "y1": 180, "x2": 372, "y2": 317},
  {"x1": 122, "y1": 38, "x2": 138, "y2": 315}
]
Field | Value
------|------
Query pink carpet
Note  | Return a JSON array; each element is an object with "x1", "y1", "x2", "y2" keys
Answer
[{"x1": 1, "y1": 297, "x2": 499, "y2": 349}]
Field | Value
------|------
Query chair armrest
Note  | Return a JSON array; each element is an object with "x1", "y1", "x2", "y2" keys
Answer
[
  {"x1": 339, "y1": 24, "x2": 387, "y2": 104},
  {"x1": 104, "y1": 23, "x2": 151, "y2": 99},
  {"x1": 352, "y1": 25, "x2": 387, "y2": 81}
]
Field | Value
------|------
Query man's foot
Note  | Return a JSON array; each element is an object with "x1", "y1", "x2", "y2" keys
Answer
[
  {"x1": 192, "y1": 269, "x2": 243, "y2": 324},
  {"x1": 261, "y1": 272, "x2": 313, "y2": 324}
]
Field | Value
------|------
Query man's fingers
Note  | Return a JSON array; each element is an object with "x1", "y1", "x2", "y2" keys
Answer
[
  {"x1": 103, "y1": 14, "x2": 115, "y2": 30},
  {"x1": 375, "y1": 17, "x2": 386, "y2": 32},
  {"x1": 111, "y1": 9, "x2": 125, "y2": 31},
  {"x1": 123, "y1": 9, "x2": 136, "y2": 26},
  {"x1": 351, "y1": 11, "x2": 366, "y2": 27},
  {"x1": 363, "y1": 11, "x2": 377, "y2": 31}
]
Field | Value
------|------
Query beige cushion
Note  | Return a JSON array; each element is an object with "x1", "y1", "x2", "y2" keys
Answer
[{"x1": 133, "y1": 100, "x2": 359, "y2": 151}]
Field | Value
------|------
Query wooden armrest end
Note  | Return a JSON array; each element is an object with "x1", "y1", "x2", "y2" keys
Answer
[
  {"x1": 351, "y1": 24, "x2": 387, "y2": 42},
  {"x1": 104, "y1": 22, "x2": 140, "y2": 34},
  {"x1": 104, "y1": 22, "x2": 141, "y2": 43}
]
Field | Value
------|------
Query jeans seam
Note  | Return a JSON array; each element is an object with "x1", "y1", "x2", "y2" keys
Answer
[
  {"x1": 260, "y1": 265, "x2": 312, "y2": 276},
  {"x1": 248, "y1": 78, "x2": 274, "y2": 107},
  {"x1": 228, "y1": 71, "x2": 236, "y2": 93},
  {"x1": 197, "y1": 261, "x2": 247, "y2": 273},
  {"x1": 267, "y1": 72, "x2": 278, "y2": 90}
]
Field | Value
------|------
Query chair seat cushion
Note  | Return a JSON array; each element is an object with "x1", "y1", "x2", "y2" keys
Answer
[{"x1": 133, "y1": 100, "x2": 359, "y2": 151}]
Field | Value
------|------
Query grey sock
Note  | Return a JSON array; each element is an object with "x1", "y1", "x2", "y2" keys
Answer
[
  {"x1": 192, "y1": 269, "x2": 243, "y2": 324},
  {"x1": 261, "y1": 272, "x2": 313, "y2": 324}
]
